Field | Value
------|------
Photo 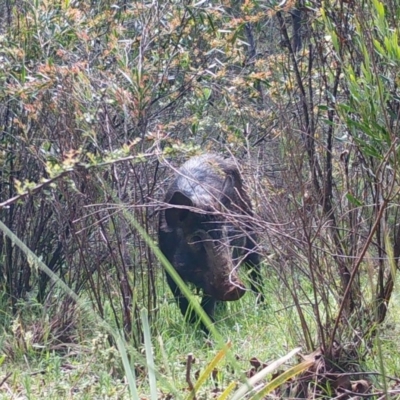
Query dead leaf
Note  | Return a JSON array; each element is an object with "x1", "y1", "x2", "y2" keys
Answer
[
  {"x1": 351, "y1": 379, "x2": 371, "y2": 394},
  {"x1": 249, "y1": 357, "x2": 268, "y2": 371},
  {"x1": 333, "y1": 374, "x2": 351, "y2": 391}
]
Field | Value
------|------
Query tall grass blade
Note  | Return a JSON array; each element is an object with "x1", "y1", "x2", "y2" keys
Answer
[
  {"x1": 217, "y1": 381, "x2": 237, "y2": 400},
  {"x1": 186, "y1": 341, "x2": 231, "y2": 400},
  {"x1": 250, "y1": 359, "x2": 314, "y2": 400},
  {"x1": 0, "y1": 220, "x2": 140, "y2": 399},
  {"x1": 119, "y1": 202, "x2": 219, "y2": 337},
  {"x1": 385, "y1": 230, "x2": 397, "y2": 282},
  {"x1": 115, "y1": 334, "x2": 139, "y2": 399},
  {"x1": 141, "y1": 308, "x2": 158, "y2": 400},
  {"x1": 231, "y1": 347, "x2": 302, "y2": 400}
]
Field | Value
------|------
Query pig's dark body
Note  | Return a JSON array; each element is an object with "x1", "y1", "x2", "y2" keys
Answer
[{"x1": 159, "y1": 154, "x2": 262, "y2": 329}]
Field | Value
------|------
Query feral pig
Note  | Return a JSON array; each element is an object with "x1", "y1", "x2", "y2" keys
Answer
[{"x1": 158, "y1": 153, "x2": 263, "y2": 329}]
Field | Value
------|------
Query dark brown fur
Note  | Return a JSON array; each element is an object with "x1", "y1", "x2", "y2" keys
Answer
[{"x1": 159, "y1": 154, "x2": 262, "y2": 329}]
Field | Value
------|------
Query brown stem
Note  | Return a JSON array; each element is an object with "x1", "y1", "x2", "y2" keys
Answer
[{"x1": 186, "y1": 353, "x2": 195, "y2": 398}]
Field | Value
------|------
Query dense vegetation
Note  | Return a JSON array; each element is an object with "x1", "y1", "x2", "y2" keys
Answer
[{"x1": 1, "y1": 0, "x2": 400, "y2": 398}]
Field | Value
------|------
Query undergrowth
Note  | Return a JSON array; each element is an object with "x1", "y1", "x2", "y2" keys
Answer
[{"x1": 1, "y1": 273, "x2": 400, "y2": 399}]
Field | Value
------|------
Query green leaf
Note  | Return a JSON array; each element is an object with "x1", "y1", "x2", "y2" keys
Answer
[
  {"x1": 373, "y1": 0, "x2": 385, "y2": 19},
  {"x1": 373, "y1": 39, "x2": 385, "y2": 56},
  {"x1": 346, "y1": 193, "x2": 363, "y2": 207},
  {"x1": 202, "y1": 87, "x2": 212, "y2": 100}
]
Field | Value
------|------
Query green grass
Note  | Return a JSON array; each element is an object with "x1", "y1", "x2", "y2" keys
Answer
[
  {"x1": 2, "y1": 273, "x2": 400, "y2": 399},
  {"x1": 0, "y1": 275, "x2": 295, "y2": 399}
]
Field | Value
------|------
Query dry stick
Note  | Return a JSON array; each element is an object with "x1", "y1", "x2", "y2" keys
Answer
[
  {"x1": 0, "y1": 170, "x2": 70, "y2": 210},
  {"x1": 0, "y1": 152, "x2": 157, "y2": 210},
  {"x1": 328, "y1": 135, "x2": 398, "y2": 356},
  {"x1": 339, "y1": 389, "x2": 400, "y2": 399},
  {"x1": 277, "y1": 9, "x2": 350, "y2": 331},
  {"x1": 328, "y1": 200, "x2": 387, "y2": 357},
  {"x1": 186, "y1": 353, "x2": 195, "y2": 399},
  {"x1": 0, "y1": 373, "x2": 12, "y2": 388}
]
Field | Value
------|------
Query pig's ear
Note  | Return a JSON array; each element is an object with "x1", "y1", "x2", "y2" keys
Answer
[
  {"x1": 165, "y1": 191, "x2": 193, "y2": 227},
  {"x1": 221, "y1": 175, "x2": 234, "y2": 207}
]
